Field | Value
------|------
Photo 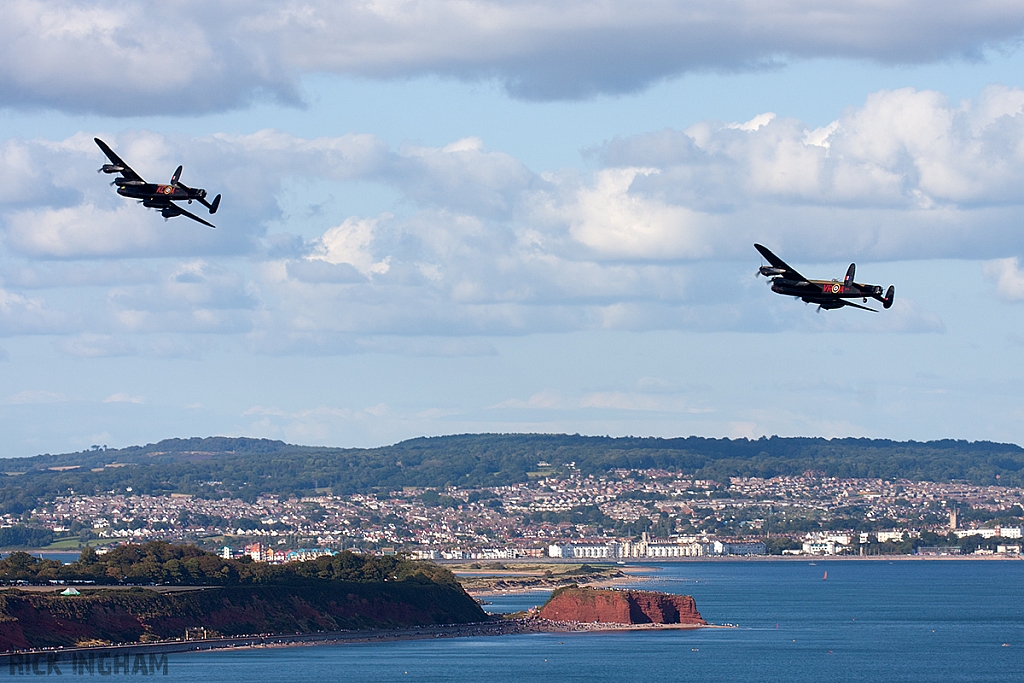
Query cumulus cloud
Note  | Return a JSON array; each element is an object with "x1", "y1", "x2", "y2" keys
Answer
[
  {"x1": 5, "y1": 204, "x2": 200, "y2": 259},
  {"x1": 983, "y1": 257, "x2": 1024, "y2": 300},
  {"x1": 554, "y1": 167, "x2": 715, "y2": 260},
  {"x1": 241, "y1": 403, "x2": 390, "y2": 442},
  {"x1": 56, "y1": 334, "x2": 136, "y2": 358},
  {"x1": 3, "y1": 390, "x2": 68, "y2": 405},
  {"x1": 102, "y1": 393, "x2": 145, "y2": 404},
  {"x1": 108, "y1": 260, "x2": 259, "y2": 334},
  {"x1": 490, "y1": 387, "x2": 711, "y2": 413},
  {"x1": 0, "y1": 286, "x2": 68, "y2": 335},
  {"x1": 7, "y1": 85, "x2": 1024, "y2": 347},
  {"x1": 4, "y1": 1, "x2": 1024, "y2": 113},
  {"x1": 307, "y1": 216, "x2": 391, "y2": 276},
  {"x1": 602, "y1": 85, "x2": 1024, "y2": 260}
]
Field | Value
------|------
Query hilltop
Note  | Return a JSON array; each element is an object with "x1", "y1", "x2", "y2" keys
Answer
[{"x1": 1, "y1": 433, "x2": 1022, "y2": 514}]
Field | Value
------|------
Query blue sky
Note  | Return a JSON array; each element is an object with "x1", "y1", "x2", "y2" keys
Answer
[{"x1": 3, "y1": 1, "x2": 1024, "y2": 457}]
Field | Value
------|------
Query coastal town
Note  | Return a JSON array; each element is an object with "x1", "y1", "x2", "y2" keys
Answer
[{"x1": 11, "y1": 463, "x2": 1023, "y2": 561}]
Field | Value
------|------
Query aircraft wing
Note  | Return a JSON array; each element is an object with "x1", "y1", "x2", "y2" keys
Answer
[
  {"x1": 754, "y1": 243, "x2": 810, "y2": 283},
  {"x1": 171, "y1": 204, "x2": 216, "y2": 229},
  {"x1": 838, "y1": 300, "x2": 877, "y2": 312},
  {"x1": 94, "y1": 138, "x2": 144, "y2": 183}
]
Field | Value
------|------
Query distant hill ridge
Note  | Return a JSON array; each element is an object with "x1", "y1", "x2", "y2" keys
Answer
[{"x1": 0, "y1": 433, "x2": 1021, "y2": 513}]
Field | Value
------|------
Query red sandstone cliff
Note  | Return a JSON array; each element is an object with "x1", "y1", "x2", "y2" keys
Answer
[
  {"x1": 0, "y1": 581, "x2": 486, "y2": 651},
  {"x1": 538, "y1": 587, "x2": 706, "y2": 625}
]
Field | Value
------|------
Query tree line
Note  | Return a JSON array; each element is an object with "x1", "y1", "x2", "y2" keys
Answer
[
  {"x1": 0, "y1": 541, "x2": 460, "y2": 587},
  {"x1": 0, "y1": 434, "x2": 1022, "y2": 514}
]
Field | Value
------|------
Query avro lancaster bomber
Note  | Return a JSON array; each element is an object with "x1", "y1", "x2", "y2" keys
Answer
[
  {"x1": 95, "y1": 138, "x2": 221, "y2": 228},
  {"x1": 755, "y1": 243, "x2": 894, "y2": 312}
]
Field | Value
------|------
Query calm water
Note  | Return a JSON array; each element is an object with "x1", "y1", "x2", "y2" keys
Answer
[{"x1": 31, "y1": 561, "x2": 1024, "y2": 682}]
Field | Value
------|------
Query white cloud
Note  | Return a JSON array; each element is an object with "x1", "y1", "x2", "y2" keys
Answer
[
  {"x1": 102, "y1": 393, "x2": 145, "y2": 404},
  {"x1": 579, "y1": 391, "x2": 708, "y2": 413},
  {"x1": 490, "y1": 388, "x2": 711, "y2": 413},
  {"x1": 983, "y1": 257, "x2": 1024, "y2": 301},
  {"x1": 5, "y1": 204, "x2": 181, "y2": 259},
  {"x1": 729, "y1": 113, "x2": 777, "y2": 132},
  {"x1": 0, "y1": 286, "x2": 67, "y2": 334},
  {"x1": 307, "y1": 216, "x2": 391, "y2": 276},
  {"x1": 603, "y1": 85, "x2": 1024, "y2": 260},
  {"x1": 57, "y1": 334, "x2": 135, "y2": 358},
  {"x1": 490, "y1": 390, "x2": 566, "y2": 410},
  {"x1": 5, "y1": 85, "x2": 1024, "y2": 347},
  {"x1": 556, "y1": 167, "x2": 715, "y2": 260},
  {"x1": 5, "y1": 1, "x2": 1024, "y2": 112},
  {"x1": 4, "y1": 390, "x2": 68, "y2": 405},
  {"x1": 241, "y1": 403, "x2": 392, "y2": 442}
]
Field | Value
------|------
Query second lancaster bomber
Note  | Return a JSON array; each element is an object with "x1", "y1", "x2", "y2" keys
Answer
[
  {"x1": 95, "y1": 138, "x2": 221, "y2": 228},
  {"x1": 755, "y1": 243, "x2": 894, "y2": 312}
]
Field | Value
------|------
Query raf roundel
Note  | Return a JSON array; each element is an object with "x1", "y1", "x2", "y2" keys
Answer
[{"x1": 831, "y1": 284, "x2": 840, "y2": 294}]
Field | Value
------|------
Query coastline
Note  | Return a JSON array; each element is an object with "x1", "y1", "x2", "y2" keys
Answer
[
  {"x1": 464, "y1": 570, "x2": 649, "y2": 598},
  {"x1": 0, "y1": 622, "x2": 523, "y2": 666},
  {"x1": 0, "y1": 616, "x2": 723, "y2": 665},
  {"x1": 464, "y1": 555, "x2": 1022, "y2": 599},
  {"x1": 543, "y1": 554, "x2": 1024, "y2": 565}
]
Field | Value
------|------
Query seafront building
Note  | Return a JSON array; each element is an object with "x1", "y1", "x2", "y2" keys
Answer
[
  {"x1": 546, "y1": 536, "x2": 766, "y2": 559},
  {"x1": 18, "y1": 467, "x2": 1024, "y2": 560},
  {"x1": 241, "y1": 542, "x2": 337, "y2": 564}
]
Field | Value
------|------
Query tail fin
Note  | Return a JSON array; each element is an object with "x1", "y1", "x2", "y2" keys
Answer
[
  {"x1": 209, "y1": 194, "x2": 221, "y2": 214},
  {"x1": 883, "y1": 285, "x2": 894, "y2": 309},
  {"x1": 171, "y1": 165, "x2": 183, "y2": 186},
  {"x1": 844, "y1": 263, "x2": 855, "y2": 288}
]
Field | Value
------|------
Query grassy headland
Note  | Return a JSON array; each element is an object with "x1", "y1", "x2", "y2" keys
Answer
[{"x1": 0, "y1": 543, "x2": 486, "y2": 651}]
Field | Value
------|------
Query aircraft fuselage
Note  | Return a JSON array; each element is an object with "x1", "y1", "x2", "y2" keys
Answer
[
  {"x1": 771, "y1": 278, "x2": 882, "y2": 299},
  {"x1": 115, "y1": 182, "x2": 207, "y2": 205},
  {"x1": 755, "y1": 243, "x2": 894, "y2": 311}
]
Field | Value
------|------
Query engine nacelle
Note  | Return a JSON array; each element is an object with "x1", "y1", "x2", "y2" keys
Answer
[
  {"x1": 759, "y1": 266, "x2": 786, "y2": 277},
  {"x1": 100, "y1": 164, "x2": 124, "y2": 174},
  {"x1": 113, "y1": 177, "x2": 144, "y2": 187}
]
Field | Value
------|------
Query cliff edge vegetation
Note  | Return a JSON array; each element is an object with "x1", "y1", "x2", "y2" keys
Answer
[
  {"x1": 0, "y1": 544, "x2": 487, "y2": 651},
  {"x1": 0, "y1": 542, "x2": 457, "y2": 586}
]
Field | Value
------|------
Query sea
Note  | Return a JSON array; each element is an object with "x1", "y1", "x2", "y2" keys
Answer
[{"x1": 9, "y1": 560, "x2": 1023, "y2": 681}]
